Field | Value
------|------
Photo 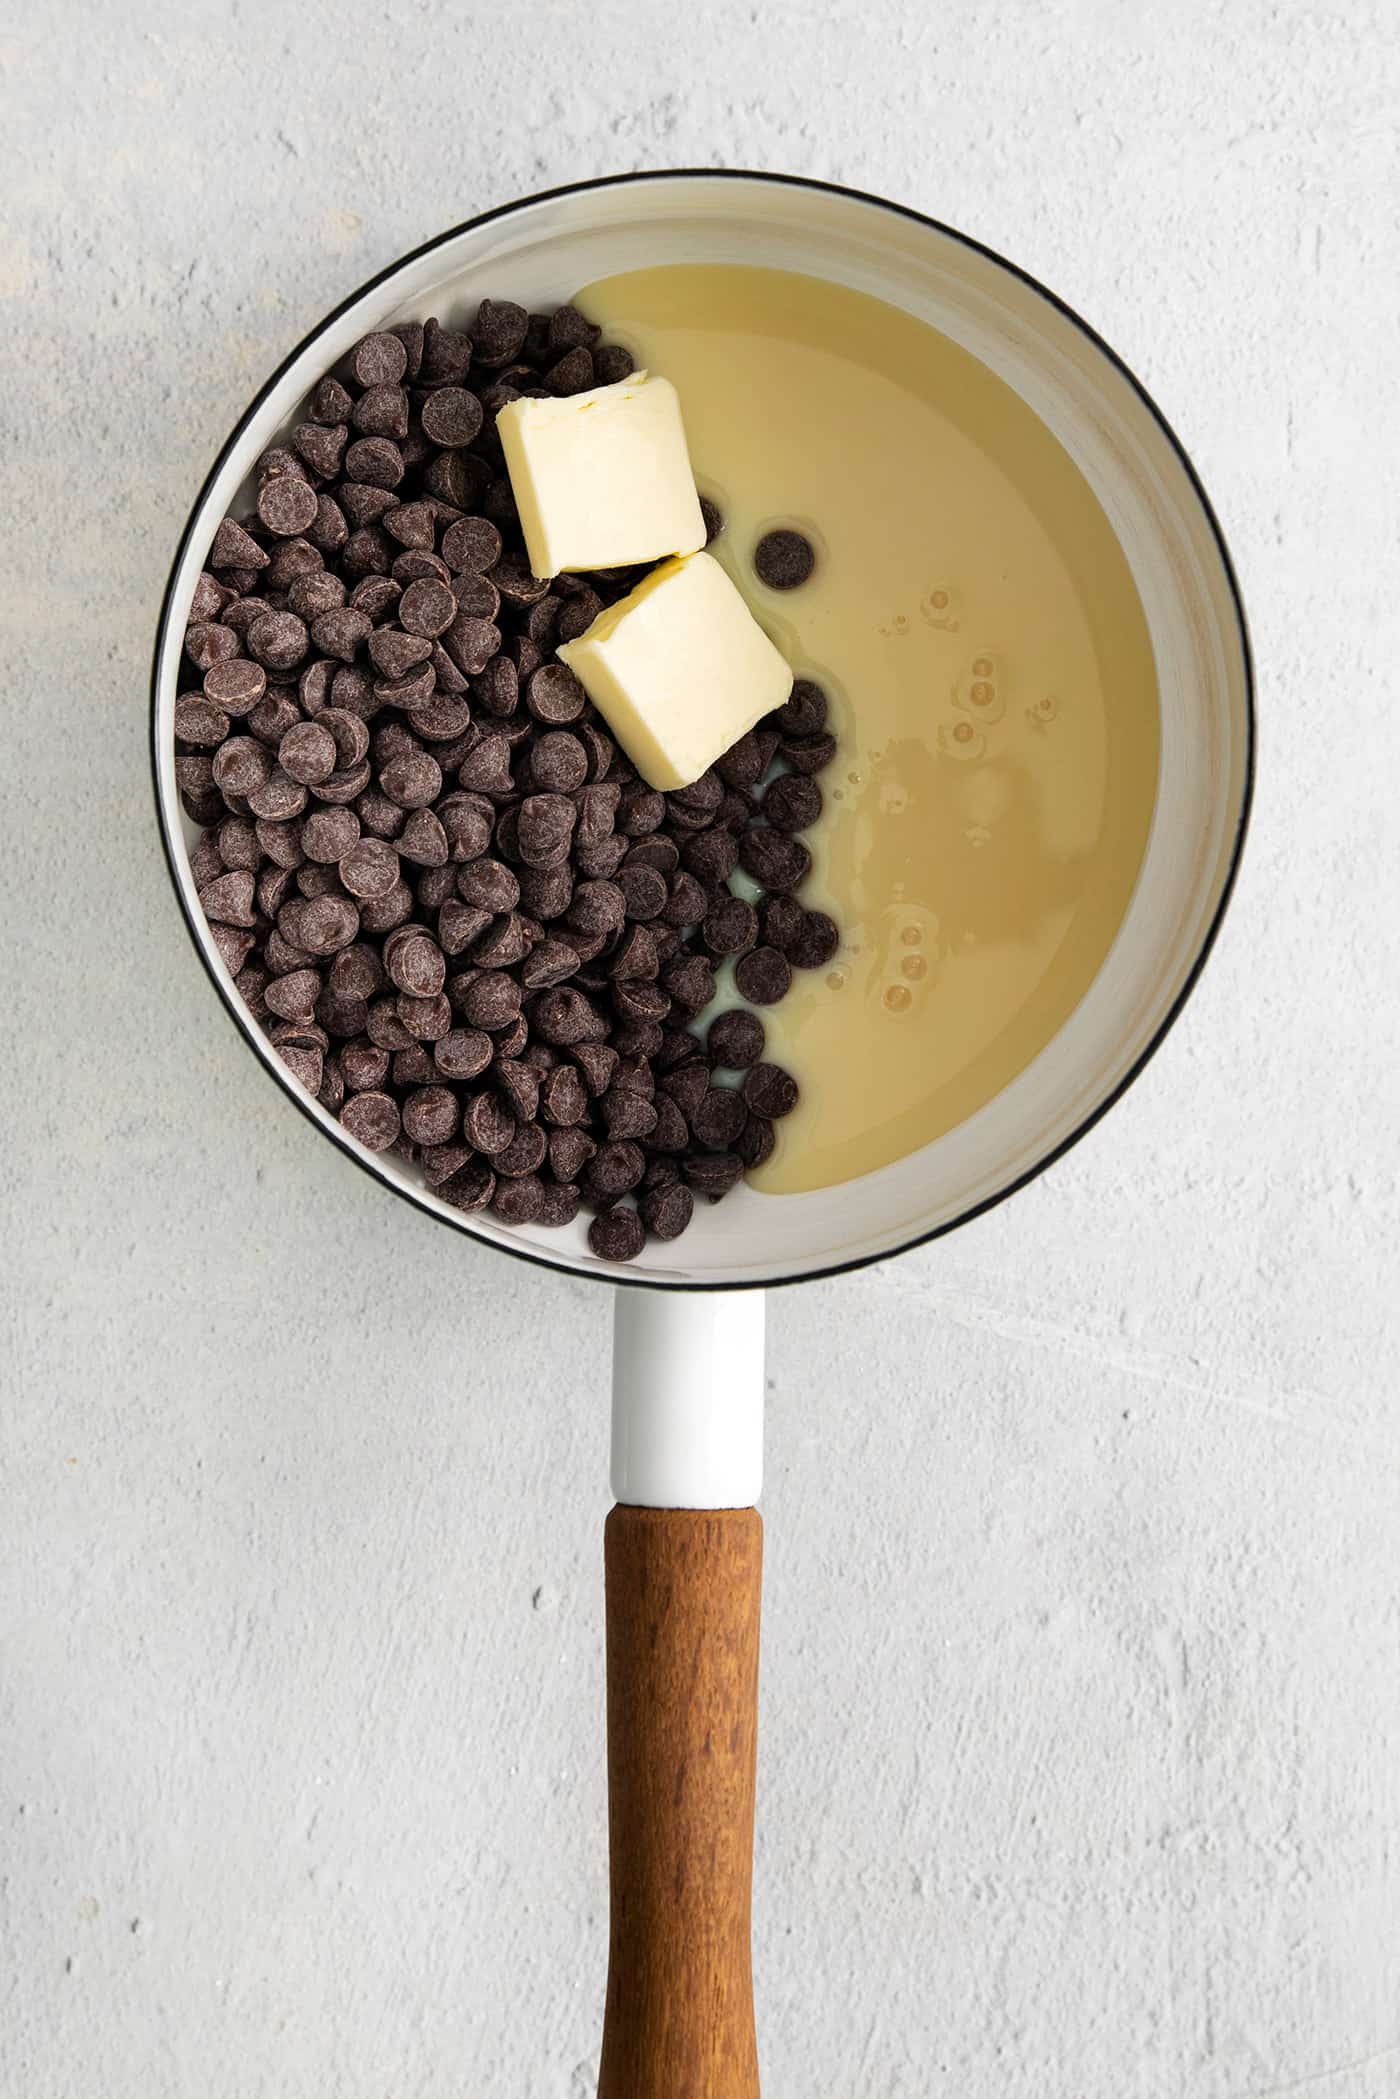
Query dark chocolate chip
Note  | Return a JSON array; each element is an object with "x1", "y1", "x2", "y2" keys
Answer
[
  {"x1": 387, "y1": 1085, "x2": 451, "y2": 1149},
  {"x1": 592, "y1": 343, "x2": 634, "y2": 386},
  {"x1": 419, "y1": 318, "x2": 473, "y2": 384},
  {"x1": 456, "y1": 858, "x2": 520, "y2": 913},
  {"x1": 398, "y1": 577, "x2": 458, "y2": 639},
  {"x1": 367, "y1": 626, "x2": 432, "y2": 681},
  {"x1": 344, "y1": 437, "x2": 404, "y2": 488},
  {"x1": 210, "y1": 518, "x2": 268, "y2": 571},
  {"x1": 311, "y1": 376, "x2": 355, "y2": 425},
  {"x1": 708, "y1": 1008, "x2": 765, "y2": 1068},
  {"x1": 682, "y1": 828, "x2": 739, "y2": 884},
  {"x1": 492, "y1": 554, "x2": 551, "y2": 607},
  {"x1": 660, "y1": 951, "x2": 716, "y2": 1013},
  {"x1": 529, "y1": 731, "x2": 588, "y2": 792},
  {"x1": 612, "y1": 788, "x2": 662, "y2": 840},
  {"x1": 211, "y1": 735, "x2": 273, "y2": 798},
  {"x1": 174, "y1": 694, "x2": 230, "y2": 747},
  {"x1": 702, "y1": 895, "x2": 759, "y2": 957},
  {"x1": 733, "y1": 945, "x2": 792, "y2": 1005},
  {"x1": 434, "y1": 1027, "x2": 493, "y2": 1080},
  {"x1": 617, "y1": 864, "x2": 667, "y2": 922},
  {"x1": 421, "y1": 1144, "x2": 473, "y2": 1188},
  {"x1": 351, "y1": 332, "x2": 410, "y2": 388},
  {"x1": 301, "y1": 806, "x2": 360, "y2": 863},
  {"x1": 351, "y1": 385, "x2": 410, "y2": 439},
  {"x1": 397, "y1": 808, "x2": 448, "y2": 867},
  {"x1": 340, "y1": 837, "x2": 401, "y2": 900},
  {"x1": 257, "y1": 475, "x2": 319, "y2": 537},
  {"x1": 546, "y1": 347, "x2": 595, "y2": 396},
  {"x1": 440, "y1": 793, "x2": 495, "y2": 860},
  {"x1": 341, "y1": 1090, "x2": 401, "y2": 1151},
  {"x1": 396, "y1": 989, "x2": 452, "y2": 1040},
  {"x1": 754, "y1": 528, "x2": 815, "y2": 590},
  {"x1": 625, "y1": 836, "x2": 679, "y2": 876},
  {"x1": 246, "y1": 766, "x2": 309, "y2": 821},
  {"x1": 525, "y1": 662, "x2": 587, "y2": 726},
  {"x1": 587, "y1": 1207, "x2": 646, "y2": 1263},
  {"x1": 547, "y1": 304, "x2": 600, "y2": 352},
  {"x1": 780, "y1": 731, "x2": 837, "y2": 776},
  {"x1": 199, "y1": 870, "x2": 257, "y2": 927},
  {"x1": 690, "y1": 1085, "x2": 748, "y2": 1150},
  {"x1": 285, "y1": 894, "x2": 359, "y2": 958},
  {"x1": 310, "y1": 494, "x2": 349, "y2": 552},
  {"x1": 278, "y1": 720, "x2": 338, "y2": 786},
  {"x1": 774, "y1": 676, "x2": 829, "y2": 737},
  {"x1": 471, "y1": 299, "x2": 529, "y2": 367},
  {"x1": 382, "y1": 499, "x2": 437, "y2": 550},
  {"x1": 736, "y1": 1113, "x2": 776, "y2": 1169},
  {"x1": 518, "y1": 793, "x2": 576, "y2": 869},
  {"x1": 649, "y1": 1094, "x2": 691, "y2": 1153},
  {"x1": 460, "y1": 969, "x2": 522, "y2": 1031},
  {"x1": 588, "y1": 1141, "x2": 646, "y2": 1200},
  {"x1": 439, "y1": 1160, "x2": 496, "y2": 1212},
  {"x1": 533, "y1": 985, "x2": 603, "y2": 1046},
  {"x1": 788, "y1": 909, "x2": 839, "y2": 969},
  {"x1": 556, "y1": 589, "x2": 603, "y2": 643},
  {"x1": 661, "y1": 872, "x2": 708, "y2": 929},
  {"x1": 289, "y1": 571, "x2": 348, "y2": 622},
  {"x1": 762, "y1": 773, "x2": 823, "y2": 832},
  {"x1": 463, "y1": 1088, "x2": 516, "y2": 1154},
  {"x1": 331, "y1": 945, "x2": 383, "y2": 999},
  {"x1": 741, "y1": 1062, "x2": 799, "y2": 1119},
  {"x1": 519, "y1": 937, "x2": 580, "y2": 990},
  {"x1": 737, "y1": 827, "x2": 812, "y2": 893},
  {"x1": 491, "y1": 1173, "x2": 547, "y2": 1225},
  {"x1": 262, "y1": 969, "x2": 321, "y2": 1028},
  {"x1": 517, "y1": 865, "x2": 573, "y2": 925},
  {"x1": 247, "y1": 610, "x2": 310, "y2": 671},
  {"x1": 495, "y1": 1059, "x2": 542, "y2": 1125},
  {"x1": 310, "y1": 606, "x2": 372, "y2": 663},
  {"x1": 387, "y1": 932, "x2": 446, "y2": 999},
  {"x1": 379, "y1": 749, "x2": 443, "y2": 809},
  {"x1": 435, "y1": 519, "x2": 496, "y2": 579},
  {"x1": 760, "y1": 894, "x2": 804, "y2": 954},
  {"x1": 683, "y1": 1151, "x2": 745, "y2": 1199},
  {"x1": 441, "y1": 613, "x2": 502, "y2": 678},
  {"x1": 639, "y1": 1181, "x2": 694, "y2": 1240},
  {"x1": 419, "y1": 388, "x2": 483, "y2": 452}
]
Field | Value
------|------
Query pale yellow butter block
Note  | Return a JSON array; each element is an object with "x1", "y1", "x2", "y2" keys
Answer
[
  {"x1": 496, "y1": 372, "x2": 706, "y2": 580},
  {"x1": 557, "y1": 552, "x2": 793, "y2": 792}
]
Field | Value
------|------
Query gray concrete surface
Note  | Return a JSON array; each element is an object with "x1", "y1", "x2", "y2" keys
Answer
[{"x1": 4, "y1": 3, "x2": 1399, "y2": 2094}]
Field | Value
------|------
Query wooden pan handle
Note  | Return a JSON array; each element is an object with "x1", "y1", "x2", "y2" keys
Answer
[{"x1": 599, "y1": 1504, "x2": 763, "y2": 2099}]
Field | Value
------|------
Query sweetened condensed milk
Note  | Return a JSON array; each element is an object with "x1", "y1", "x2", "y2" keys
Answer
[{"x1": 577, "y1": 265, "x2": 1159, "y2": 1193}]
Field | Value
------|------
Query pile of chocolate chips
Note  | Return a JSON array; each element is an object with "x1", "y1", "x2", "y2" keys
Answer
[{"x1": 175, "y1": 301, "x2": 837, "y2": 1262}]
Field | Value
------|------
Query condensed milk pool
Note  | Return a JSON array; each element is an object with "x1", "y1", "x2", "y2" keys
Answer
[{"x1": 575, "y1": 263, "x2": 1161, "y2": 1195}]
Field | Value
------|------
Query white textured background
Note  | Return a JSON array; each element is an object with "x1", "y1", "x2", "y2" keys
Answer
[{"x1": 4, "y1": 3, "x2": 1399, "y2": 2094}]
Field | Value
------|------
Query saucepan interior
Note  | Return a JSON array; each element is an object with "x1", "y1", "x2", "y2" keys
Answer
[{"x1": 152, "y1": 170, "x2": 1253, "y2": 1291}]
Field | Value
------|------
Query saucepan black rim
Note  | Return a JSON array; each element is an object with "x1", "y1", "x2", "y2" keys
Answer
[{"x1": 150, "y1": 167, "x2": 1256, "y2": 1295}]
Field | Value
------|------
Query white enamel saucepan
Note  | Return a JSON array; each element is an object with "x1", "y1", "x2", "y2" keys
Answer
[{"x1": 152, "y1": 171, "x2": 1253, "y2": 2096}]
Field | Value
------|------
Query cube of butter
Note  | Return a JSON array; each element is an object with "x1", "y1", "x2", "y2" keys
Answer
[
  {"x1": 557, "y1": 552, "x2": 793, "y2": 792},
  {"x1": 497, "y1": 372, "x2": 706, "y2": 580}
]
